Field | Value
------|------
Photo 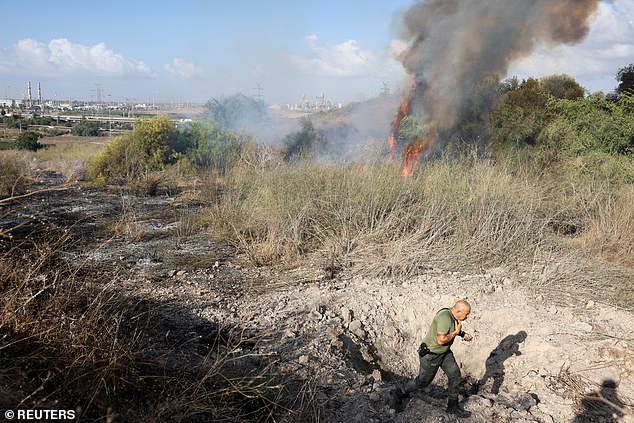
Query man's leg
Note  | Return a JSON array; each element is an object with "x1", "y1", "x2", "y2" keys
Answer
[
  {"x1": 404, "y1": 353, "x2": 443, "y2": 394},
  {"x1": 441, "y1": 351, "x2": 471, "y2": 417},
  {"x1": 391, "y1": 354, "x2": 442, "y2": 411},
  {"x1": 441, "y1": 351, "x2": 461, "y2": 400}
]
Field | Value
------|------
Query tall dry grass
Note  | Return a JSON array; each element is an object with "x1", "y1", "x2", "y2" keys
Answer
[
  {"x1": 205, "y1": 155, "x2": 634, "y2": 280},
  {"x1": 206, "y1": 158, "x2": 551, "y2": 274}
]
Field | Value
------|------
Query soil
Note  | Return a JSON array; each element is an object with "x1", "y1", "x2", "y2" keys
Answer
[{"x1": 2, "y1": 171, "x2": 633, "y2": 423}]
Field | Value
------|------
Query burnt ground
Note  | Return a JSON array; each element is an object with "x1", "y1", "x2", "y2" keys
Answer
[{"x1": 2, "y1": 172, "x2": 634, "y2": 422}]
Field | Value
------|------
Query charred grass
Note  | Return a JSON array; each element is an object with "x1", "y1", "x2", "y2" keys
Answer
[{"x1": 0, "y1": 225, "x2": 320, "y2": 422}]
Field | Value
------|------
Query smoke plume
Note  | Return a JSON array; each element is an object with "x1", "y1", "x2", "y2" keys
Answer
[{"x1": 397, "y1": 0, "x2": 601, "y2": 132}]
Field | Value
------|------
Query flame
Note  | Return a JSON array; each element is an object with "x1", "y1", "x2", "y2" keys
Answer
[
  {"x1": 401, "y1": 127, "x2": 437, "y2": 177},
  {"x1": 388, "y1": 97, "x2": 412, "y2": 161}
]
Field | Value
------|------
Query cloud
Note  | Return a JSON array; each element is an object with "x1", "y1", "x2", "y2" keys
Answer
[
  {"x1": 0, "y1": 38, "x2": 152, "y2": 77},
  {"x1": 509, "y1": 1, "x2": 634, "y2": 90},
  {"x1": 164, "y1": 57, "x2": 204, "y2": 79},
  {"x1": 291, "y1": 34, "x2": 377, "y2": 77}
]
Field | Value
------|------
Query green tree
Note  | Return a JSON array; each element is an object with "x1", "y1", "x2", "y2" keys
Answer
[
  {"x1": 203, "y1": 94, "x2": 267, "y2": 131},
  {"x1": 489, "y1": 78, "x2": 550, "y2": 152},
  {"x1": 181, "y1": 121, "x2": 245, "y2": 174},
  {"x1": 282, "y1": 118, "x2": 321, "y2": 161},
  {"x1": 616, "y1": 63, "x2": 634, "y2": 95},
  {"x1": 540, "y1": 74, "x2": 585, "y2": 100},
  {"x1": 71, "y1": 118, "x2": 100, "y2": 136},
  {"x1": 15, "y1": 131, "x2": 44, "y2": 151}
]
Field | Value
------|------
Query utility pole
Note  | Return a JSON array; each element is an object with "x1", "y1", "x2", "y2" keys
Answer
[{"x1": 380, "y1": 81, "x2": 390, "y2": 97}]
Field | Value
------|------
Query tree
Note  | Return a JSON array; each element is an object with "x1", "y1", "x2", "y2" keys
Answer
[
  {"x1": 489, "y1": 78, "x2": 551, "y2": 152},
  {"x1": 540, "y1": 74, "x2": 585, "y2": 100},
  {"x1": 203, "y1": 94, "x2": 267, "y2": 131},
  {"x1": 180, "y1": 121, "x2": 245, "y2": 174},
  {"x1": 15, "y1": 131, "x2": 44, "y2": 151},
  {"x1": 71, "y1": 118, "x2": 100, "y2": 136},
  {"x1": 282, "y1": 118, "x2": 321, "y2": 161},
  {"x1": 616, "y1": 63, "x2": 634, "y2": 95}
]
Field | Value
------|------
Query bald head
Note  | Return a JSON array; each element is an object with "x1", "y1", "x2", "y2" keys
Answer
[{"x1": 451, "y1": 300, "x2": 471, "y2": 321}]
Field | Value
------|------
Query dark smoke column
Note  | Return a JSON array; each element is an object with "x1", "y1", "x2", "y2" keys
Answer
[{"x1": 396, "y1": 0, "x2": 601, "y2": 134}]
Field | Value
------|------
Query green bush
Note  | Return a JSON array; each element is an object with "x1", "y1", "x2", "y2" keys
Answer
[
  {"x1": 71, "y1": 118, "x2": 100, "y2": 136},
  {"x1": 180, "y1": 121, "x2": 246, "y2": 174},
  {"x1": 282, "y1": 118, "x2": 321, "y2": 161},
  {"x1": 87, "y1": 115, "x2": 178, "y2": 185},
  {"x1": 14, "y1": 131, "x2": 44, "y2": 151}
]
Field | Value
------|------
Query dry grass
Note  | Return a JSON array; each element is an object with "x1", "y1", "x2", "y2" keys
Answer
[
  {"x1": 0, "y1": 153, "x2": 32, "y2": 196},
  {"x1": 206, "y1": 159, "x2": 551, "y2": 274},
  {"x1": 0, "y1": 224, "x2": 321, "y2": 422}
]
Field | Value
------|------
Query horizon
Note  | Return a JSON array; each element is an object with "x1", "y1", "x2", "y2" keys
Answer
[{"x1": 1, "y1": 0, "x2": 633, "y2": 105}]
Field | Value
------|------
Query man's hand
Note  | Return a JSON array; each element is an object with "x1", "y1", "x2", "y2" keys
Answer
[{"x1": 462, "y1": 332, "x2": 473, "y2": 342}]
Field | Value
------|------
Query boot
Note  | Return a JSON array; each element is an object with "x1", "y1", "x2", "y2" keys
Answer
[{"x1": 446, "y1": 398, "x2": 471, "y2": 418}]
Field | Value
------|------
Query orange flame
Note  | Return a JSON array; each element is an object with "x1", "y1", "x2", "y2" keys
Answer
[
  {"x1": 401, "y1": 127, "x2": 437, "y2": 177},
  {"x1": 388, "y1": 97, "x2": 412, "y2": 161}
]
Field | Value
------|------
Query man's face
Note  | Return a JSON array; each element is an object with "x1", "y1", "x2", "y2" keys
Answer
[{"x1": 456, "y1": 307, "x2": 471, "y2": 321}]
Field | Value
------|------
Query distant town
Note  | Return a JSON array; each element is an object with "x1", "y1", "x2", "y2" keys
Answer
[{"x1": 1, "y1": 81, "x2": 347, "y2": 119}]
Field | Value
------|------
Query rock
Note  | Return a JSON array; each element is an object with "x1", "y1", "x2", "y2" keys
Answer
[
  {"x1": 176, "y1": 270, "x2": 187, "y2": 276},
  {"x1": 342, "y1": 308, "x2": 354, "y2": 323},
  {"x1": 310, "y1": 310, "x2": 322, "y2": 320},
  {"x1": 371, "y1": 369, "x2": 382, "y2": 382},
  {"x1": 298, "y1": 355, "x2": 309, "y2": 365},
  {"x1": 586, "y1": 300, "x2": 595, "y2": 309},
  {"x1": 349, "y1": 320, "x2": 367, "y2": 339}
]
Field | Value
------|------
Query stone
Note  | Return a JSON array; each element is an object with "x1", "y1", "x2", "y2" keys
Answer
[
  {"x1": 586, "y1": 300, "x2": 595, "y2": 309},
  {"x1": 371, "y1": 369, "x2": 382, "y2": 382},
  {"x1": 349, "y1": 320, "x2": 367, "y2": 339},
  {"x1": 298, "y1": 355, "x2": 309, "y2": 365},
  {"x1": 176, "y1": 270, "x2": 187, "y2": 276}
]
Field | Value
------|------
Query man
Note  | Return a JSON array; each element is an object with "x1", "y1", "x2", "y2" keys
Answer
[{"x1": 392, "y1": 300, "x2": 473, "y2": 417}]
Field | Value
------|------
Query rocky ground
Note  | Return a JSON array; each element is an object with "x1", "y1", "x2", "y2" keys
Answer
[{"x1": 2, "y1": 171, "x2": 633, "y2": 422}]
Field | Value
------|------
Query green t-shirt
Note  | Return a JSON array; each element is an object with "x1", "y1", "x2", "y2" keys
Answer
[{"x1": 422, "y1": 308, "x2": 457, "y2": 354}]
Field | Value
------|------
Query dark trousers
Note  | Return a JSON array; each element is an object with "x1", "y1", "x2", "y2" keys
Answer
[{"x1": 403, "y1": 349, "x2": 462, "y2": 401}]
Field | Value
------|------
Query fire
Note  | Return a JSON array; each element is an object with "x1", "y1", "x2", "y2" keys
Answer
[
  {"x1": 389, "y1": 97, "x2": 412, "y2": 161},
  {"x1": 388, "y1": 94, "x2": 437, "y2": 176},
  {"x1": 401, "y1": 127, "x2": 437, "y2": 177}
]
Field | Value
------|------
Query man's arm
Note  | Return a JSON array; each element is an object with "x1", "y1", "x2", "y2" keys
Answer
[{"x1": 435, "y1": 321, "x2": 462, "y2": 345}]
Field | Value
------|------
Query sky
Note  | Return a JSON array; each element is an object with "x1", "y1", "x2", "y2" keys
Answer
[{"x1": 0, "y1": 0, "x2": 633, "y2": 105}]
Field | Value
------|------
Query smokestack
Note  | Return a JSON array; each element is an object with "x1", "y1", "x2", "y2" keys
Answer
[
  {"x1": 38, "y1": 82, "x2": 42, "y2": 109},
  {"x1": 395, "y1": 0, "x2": 601, "y2": 140},
  {"x1": 27, "y1": 81, "x2": 32, "y2": 107}
]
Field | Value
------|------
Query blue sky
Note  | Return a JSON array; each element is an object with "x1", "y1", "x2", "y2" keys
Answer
[{"x1": 1, "y1": 0, "x2": 633, "y2": 104}]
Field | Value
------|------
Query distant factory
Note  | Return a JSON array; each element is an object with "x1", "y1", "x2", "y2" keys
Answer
[{"x1": 287, "y1": 93, "x2": 342, "y2": 113}]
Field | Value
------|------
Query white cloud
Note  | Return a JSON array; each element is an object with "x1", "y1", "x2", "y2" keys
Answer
[
  {"x1": 164, "y1": 57, "x2": 204, "y2": 79},
  {"x1": 0, "y1": 38, "x2": 152, "y2": 77},
  {"x1": 291, "y1": 34, "x2": 378, "y2": 77},
  {"x1": 509, "y1": 1, "x2": 634, "y2": 91}
]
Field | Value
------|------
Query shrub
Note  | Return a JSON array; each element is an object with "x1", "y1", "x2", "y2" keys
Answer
[
  {"x1": 87, "y1": 115, "x2": 178, "y2": 185},
  {"x1": 282, "y1": 118, "x2": 322, "y2": 161},
  {"x1": 14, "y1": 130, "x2": 44, "y2": 151},
  {"x1": 71, "y1": 118, "x2": 100, "y2": 136},
  {"x1": 0, "y1": 155, "x2": 29, "y2": 196},
  {"x1": 180, "y1": 121, "x2": 247, "y2": 174},
  {"x1": 489, "y1": 78, "x2": 551, "y2": 152}
]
